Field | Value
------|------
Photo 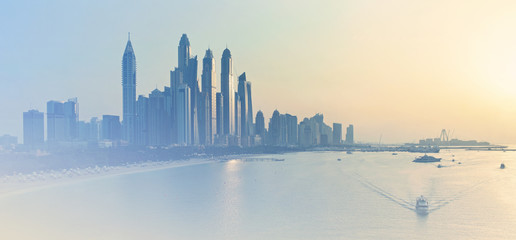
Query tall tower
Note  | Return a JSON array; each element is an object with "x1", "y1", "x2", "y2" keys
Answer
[
  {"x1": 178, "y1": 34, "x2": 191, "y2": 72},
  {"x1": 23, "y1": 110, "x2": 44, "y2": 148},
  {"x1": 122, "y1": 33, "x2": 136, "y2": 144},
  {"x1": 237, "y1": 73, "x2": 248, "y2": 144},
  {"x1": 255, "y1": 111, "x2": 265, "y2": 137},
  {"x1": 221, "y1": 48, "x2": 234, "y2": 135},
  {"x1": 246, "y1": 81, "x2": 253, "y2": 138},
  {"x1": 202, "y1": 49, "x2": 217, "y2": 145}
]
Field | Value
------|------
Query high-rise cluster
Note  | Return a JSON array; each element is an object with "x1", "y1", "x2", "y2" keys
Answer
[
  {"x1": 21, "y1": 33, "x2": 354, "y2": 150},
  {"x1": 129, "y1": 34, "x2": 255, "y2": 146}
]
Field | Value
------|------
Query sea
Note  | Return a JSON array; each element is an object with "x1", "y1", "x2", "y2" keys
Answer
[{"x1": 0, "y1": 149, "x2": 515, "y2": 240}]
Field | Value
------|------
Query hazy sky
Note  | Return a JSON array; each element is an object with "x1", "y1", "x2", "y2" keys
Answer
[{"x1": 2, "y1": 0, "x2": 516, "y2": 144}]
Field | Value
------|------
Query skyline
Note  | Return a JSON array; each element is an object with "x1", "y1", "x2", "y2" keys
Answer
[{"x1": 2, "y1": 0, "x2": 516, "y2": 144}]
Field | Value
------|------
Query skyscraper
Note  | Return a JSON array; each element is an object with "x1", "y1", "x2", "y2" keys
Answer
[
  {"x1": 201, "y1": 49, "x2": 216, "y2": 145},
  {"x1": 246, "y1": 81, "x2": 253, "y2": 137},
  {"x1": 255, "y1": 111, "x2": 265, "y2": 137},
  {"x1": 298, "y1": 118, "x2": 313, "y2": 147},
  {"x1": 346, "y1": 124, "x2": 354, "y2": 145},
  {"x1": 175, "y1": 34, "x2": 199, "y2": 145},
  {"x1": 47, "y1": 100, "x2": 65, "y2": 142},
  {"x1": 176, "y1": 84, "x2": 191, "y2": 145},
  {"x1": 170, "y1": 67, "x2": 182, "y2": 144},
  {"x1": 285, "y1": 114, "x2": 298, "y2": 146},
  {"x1": 148, "y1": 89, "x2": 167, "y2": 146},
  {"x1": 23, "y1": 110, "x2": 44, "y2": 148},
  {"x1": 333, "y1": 123, "x2": 342, "y2": 145},
  {"x1": 88, "y1": 117, "x2": 100, "y2": 143},
  {"x1": 234, "y1": 92, "x2": 241, "y2": 144},
  {"x1": 267, "y1": 110, "x2": 281, "y2": 146},
  {"x1": 64, "y1": 98, "x2": 78, "y2": 141},
  {"x1": 178, "y1": 34, "x2": 191, "y2": 72},
  {"x1": 135, "y1": 95, "x2": 149, "y2": 146},
  {"x1": 122, "y1": 33, "x2": 136, "y2": 144},
  {"x1": 102, "y1": 115, "x2": 121, "y2": 142},
  {"x1": 220, "y1": 48, "x2": 234, "y2": 135},
  {"x1": 187, "y1": 56, "x2": 199, "y2": 145},
  {"x1": 216, "y1": 92, "x2": 223, "y2": 137},
  {"x1": 237, "y1": 73, "x2": 248, "y2": 144}
]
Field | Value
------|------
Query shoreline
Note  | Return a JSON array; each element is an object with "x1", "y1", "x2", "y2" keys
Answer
[
  {"x1": 0, "y1": 158, "x2": 213, "y2": 199},
  {"x1": 0, "y1": 152, "x2": 280, "y2": 199}
]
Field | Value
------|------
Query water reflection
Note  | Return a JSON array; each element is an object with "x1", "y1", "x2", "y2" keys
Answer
[{"x1": 220, "y1": 159, "x2": 243, "y2": 237}]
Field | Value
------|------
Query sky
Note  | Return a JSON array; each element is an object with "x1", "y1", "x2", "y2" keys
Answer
[{"x1": 1, "y1": 0, "x2": 516, "y2": 144}]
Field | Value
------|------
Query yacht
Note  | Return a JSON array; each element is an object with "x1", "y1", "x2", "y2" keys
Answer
[
  {"x1": 413, "y1": 154, "x2": 441, "y2": 163},
  {"x1": 416, "y1": 195, "x2": 429, "y2": 215}
]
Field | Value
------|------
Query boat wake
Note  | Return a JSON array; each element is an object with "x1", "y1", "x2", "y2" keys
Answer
[
  {"x1": 353, "y1": 172, "x2": 415, "y2": 211},
  {"x1": 353, "y1": 172, "x2": 506, "y2": 214},
  {"x1": 428, "y1": 175, "x2": 506, "y2": 213}
]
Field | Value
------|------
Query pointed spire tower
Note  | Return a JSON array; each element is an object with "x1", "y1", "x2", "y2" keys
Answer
[
  {"x1": 221, "y1": 48, "x2": 234, "y2": 135},
  {"x1": 122, "y1": 32, "x2": 136, "y2": 144},
  {"x1": 201, "y1": 48, "x2": 217, "y2": 144},
  {"x1": 178, "y1": 34, "x2": 191, "y2": 72}
]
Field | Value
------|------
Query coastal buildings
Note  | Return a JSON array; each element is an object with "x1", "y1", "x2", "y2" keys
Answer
[
  {"x1": 20, "y1": 33, "x2": 353, "y2": 150},
  {"x1": 346, "y1": 124, "x2": 354, "y2": 145},
  {"x1": 237, "y1": 73, "x2": 248, "y2": 145},
  {"x1": 297, "y1": 114, "x2": 333, "y2": 146},
  {"x1": 77, "y1": 117, "x2": 100, "y2": 144},
  {"x1": 47, "y1": 101, "x2": 65, "y2": 142},
  {"x1": 285, "y1": 114, "x2": 298, "y2": 146},
  {"x1": 216, "y1": 93, "x2": 223, "y2": 138},
  {"x1": 102, "y1": 115, "x2": 121, "y2": 142},
  {"x1": 265, "y1": 111, "x2": 298, "y2": 146},
  {"x1": 176, "y1": 84, "x2": 191, "y2": 145},
  {"x1": 201, "y1": 49, "x2": 216, "y2": 145},
  {"x1": 246, "y1": 81, "x2": 253, "y2": 139},
  {"x1": 333, "y1": 123, "x2": 342, "y2": 145},
  {"x1": 122, "y1": 33, "x2": 136, "y2": 144},
  {"x1": 135, "y1": 95, "x2": 149, "y2": 146},
  {"x1": 220, "y1": 48, "x2": 234, "y2": 136},
  {"x1": 64, "y1": 98, "x2": 78, "y2": 141},
  {"x1": 47, "y1": 98, "x2": 78, "y2": 144},
  {"x1": 23, "y1": 110, "x2": 44, "y2": 148}
]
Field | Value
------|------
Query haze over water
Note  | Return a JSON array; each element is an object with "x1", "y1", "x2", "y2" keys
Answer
[{"x1": 0, "y1": 150, "x2": 514, "y2": 239}]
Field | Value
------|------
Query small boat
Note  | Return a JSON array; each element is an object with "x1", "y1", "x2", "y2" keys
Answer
[
  {"x1": 500, "y1": 163, "x2": 505, "y2": 169},
  {"x1": 413, "y1": 154, "x2": 441, "y2": 163},
  {"x1": 416, "y1": 195, "x2": 429, "y2": 215}
]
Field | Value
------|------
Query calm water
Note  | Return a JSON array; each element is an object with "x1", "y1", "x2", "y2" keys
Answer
[{"x1": 0, "y1": 150, "x2": 515, "y2": 239}]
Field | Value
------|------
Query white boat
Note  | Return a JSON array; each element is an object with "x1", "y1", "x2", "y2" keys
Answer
[
  {"x1": 413, "y1": 154, "x2": 441, "y2": 163},
  {"x1": 416, "y1": 195, "x2": 429, "y2": 215}
]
